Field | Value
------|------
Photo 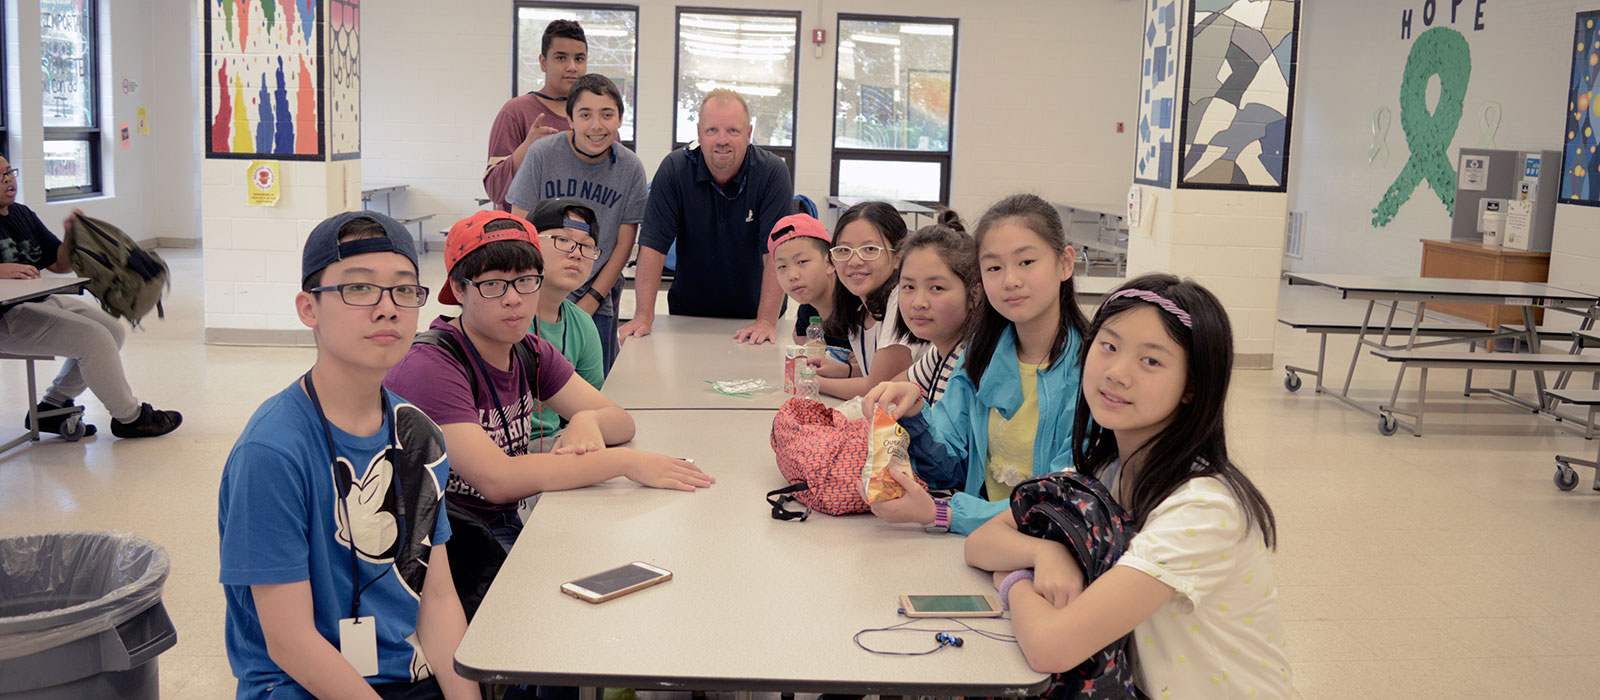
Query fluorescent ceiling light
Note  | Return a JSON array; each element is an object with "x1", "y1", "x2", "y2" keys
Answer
[
  {"x1": 695, "y1": 80, "x2": 781, "y2": 97},
  {"x1": 850, "y1": 33, "x2": 901, "y2": 46}
]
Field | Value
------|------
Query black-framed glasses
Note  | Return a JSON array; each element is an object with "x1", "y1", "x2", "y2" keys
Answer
[
  {"x1": 0, "y1": 168, "x2": 18, "y2": 181},
  {"x1": 310, "y1": 283, "x2": 430, "y2": 307},
  {"x1": 830, "y1": 244, "x2": 894, "y2": 262},
  {"x1": 466, "y1": 274, "x2": 543, "y2": 298},
  {"x1": 540, "y1": 234, "x2": 599, "y2": 260}
]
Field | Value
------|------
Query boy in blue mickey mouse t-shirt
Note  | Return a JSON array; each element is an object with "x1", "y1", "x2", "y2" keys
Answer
[{"x1": 217, "y1": 211, "x2": 479, "y2": 700}]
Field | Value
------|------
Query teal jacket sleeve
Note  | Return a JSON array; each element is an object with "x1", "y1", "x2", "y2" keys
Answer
[
  {"x1": 901, "y1": 377, "x2": 975, "y2": 488},
  {"x1": 949, "y1": 491, "x2": 1008, "y2": 536}
]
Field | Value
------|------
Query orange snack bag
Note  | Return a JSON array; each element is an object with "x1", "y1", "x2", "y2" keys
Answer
[{"x1": 862, "y1": 408, "x2": 914, "y2": 502}]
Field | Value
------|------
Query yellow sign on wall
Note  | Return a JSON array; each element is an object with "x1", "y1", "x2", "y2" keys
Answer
[{"x1": 247, "y1": 161, "x2": 280, "y2": 206}]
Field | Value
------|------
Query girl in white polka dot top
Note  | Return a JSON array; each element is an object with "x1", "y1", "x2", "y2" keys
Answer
[{"x1": 967, "y1": 275, "x2": 1290, "y2": 699}]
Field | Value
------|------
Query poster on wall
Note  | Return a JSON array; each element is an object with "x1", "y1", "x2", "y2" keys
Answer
[
  {"x1": 1560, "y1": 11, "x2": 1600, "y2": 206},
  {"x1": 204, "y1": 0, "x2": 325, "y2": 160},
  {"x1": 1177, "y1": 0, "x2": 1300, "y2": 191},
  {"x1": 1133, "y1": 0, "x2": 1180, "y2": 187},
  {"x1": 329, "y1": 0, "x2": 360, "y2": 160}
]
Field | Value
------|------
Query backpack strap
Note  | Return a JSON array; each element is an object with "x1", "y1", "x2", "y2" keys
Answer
[
  {"x1": 413, "y1": 326, "x2": 544, "y2": 415},
  {"x1": 412, "y1": 328, "x2": 480, "y2": 404}
]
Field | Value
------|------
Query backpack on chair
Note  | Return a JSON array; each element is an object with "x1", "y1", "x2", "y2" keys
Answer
[{"x1": 67, "y1": 213, "x2": 170, "y2": 327}]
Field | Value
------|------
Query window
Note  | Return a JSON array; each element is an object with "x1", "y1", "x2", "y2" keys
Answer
[
  {"x1": 42, "y1": 0, "x2": 100, "y2": 200},
  {"x1": 0, "y1": 7, "x2": 7, "y2": 161},
  {"x1": 831, "y1": 15, "x2": 957, "y2": 204},
  {"x1": 514, "y1": 2, "x2": 639, "y2": 147},
  {"x1": 674, "y1": 8, "x2": 799, "y2": 176}
]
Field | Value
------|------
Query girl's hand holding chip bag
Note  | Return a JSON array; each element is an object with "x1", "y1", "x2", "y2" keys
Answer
[
  {"x1": 868, "y1": 468, "x2": 936, "y2": 525},
  {"x1": 862, "y1": 381, "x2": 924, "y2": 420}
]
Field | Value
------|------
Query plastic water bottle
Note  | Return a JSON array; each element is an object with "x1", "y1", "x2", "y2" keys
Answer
[
  {"x1": 797, "y1": 361, "x2": 819, "y2": 401},
  {"x1": 805, "y1": 316, "x2": 825, "y2": 349}
]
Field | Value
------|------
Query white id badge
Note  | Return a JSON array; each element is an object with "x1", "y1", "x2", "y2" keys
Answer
[{"x1": 338, "y1": 616, "x2": 380, "y2": 677}]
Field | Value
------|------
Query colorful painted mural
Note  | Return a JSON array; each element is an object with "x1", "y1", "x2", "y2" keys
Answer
[
  {"x1": 1134, "y1": 0, "x2": 1180, "y2": 187},
  {"x1": 1178, "y1": 0, "x2": 1299, "y2": 191},
  {"x1": 329, "y1": 0, "x2": 360, "y2": 159},
  {"x1": 1561, "y1": 11, "x2": 1600, "y2": 206},
  {"x1": 205, "y1": 0, "x2": 324, "y2": 160}
]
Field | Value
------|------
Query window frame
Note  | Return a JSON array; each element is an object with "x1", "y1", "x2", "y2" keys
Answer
[
  {"x1": 829, "y1": 13, "x2": 959, "y2": 206},
  {"x1": 511, "y1": 1, "x2": 641, "y2": 151},
  {"x1": 671, "y1": 6, "x2": 801, "y2": 183},
  {"x1": 0, "y1": 6, "x2": 7, "y2": 161},
  {"x1": 42, "y1": 0, "x2": 102, "y2": 201}
]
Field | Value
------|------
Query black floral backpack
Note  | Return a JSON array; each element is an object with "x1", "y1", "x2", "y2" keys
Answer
[{"x1": 1009, "y1": 470, "x2": 1143, "y2": 700}]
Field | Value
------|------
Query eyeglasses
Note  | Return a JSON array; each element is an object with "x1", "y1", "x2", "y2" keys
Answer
[
  {"x1": 541, "y1": 234, "x2": 599, "y2": 260},
  {"x1": 310, "y1": 283, "x2": 430, "y2": 307},
  {"x1": 829, "y1": 245, "x2": 895, "y2": 262},
  {"x1": 0, "y1": 168, "x2": 18, "y2": 181},
  {"x1": 465, "y1": 274, "x2": 543, "y2": 298}
]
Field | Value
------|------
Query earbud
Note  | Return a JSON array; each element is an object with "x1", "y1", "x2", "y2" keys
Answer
[{"x1": 935, "y1": 632, "x2": 964, "y2": 648}]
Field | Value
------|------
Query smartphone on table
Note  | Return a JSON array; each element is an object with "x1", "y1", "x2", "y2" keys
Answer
[
  {"x1": 899, "y1": 593, "x2": 1004, "y2": 618},
  {"x1": 560, "y1": 561, "x2": 673, "y2": 604}
]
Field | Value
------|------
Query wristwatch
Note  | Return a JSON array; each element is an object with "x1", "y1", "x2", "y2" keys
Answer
[
  {"x1": 923, "y1": 498, "x2": 951, "y2": 534},
  {"x1": 586, "y1": 288, "x2": 605, "y2": 305}
]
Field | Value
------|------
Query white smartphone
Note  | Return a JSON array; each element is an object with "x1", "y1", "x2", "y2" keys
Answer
[
  {"x1": 899, "y1": 594, "x2": 1004, "y2": 618},
  {"x1": 560, "y1": 562, "x2": 673, "y2": 604}
]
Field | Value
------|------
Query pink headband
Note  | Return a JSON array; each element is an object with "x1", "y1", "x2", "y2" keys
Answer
[{"x1": 1102, "y1": 288, "x2": 1193, "y2": 328}]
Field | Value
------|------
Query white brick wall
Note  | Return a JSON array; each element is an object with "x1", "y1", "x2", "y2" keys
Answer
[
  {"x1": 1287, "y1": 0, "x2": 1596, "y2": 278},
  {"x1": 361, "y1": 0, "x2": 1143, "y2": 229}
]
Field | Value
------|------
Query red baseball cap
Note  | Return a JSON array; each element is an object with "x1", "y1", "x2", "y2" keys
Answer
[
  {"x1": 767, "y1": 213, "x2": 831, "y2": 255},
  {"x1": 440, "y1": 211, "x2": 540, "y2": 305}
]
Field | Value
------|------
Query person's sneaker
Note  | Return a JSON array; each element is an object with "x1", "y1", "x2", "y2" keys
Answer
[
  {"x1": 24, "y1": 399, "x2": 97, "y2": 437},
  {"x1": 110, "y1": 403, "x2": 182, "y2": 438}
]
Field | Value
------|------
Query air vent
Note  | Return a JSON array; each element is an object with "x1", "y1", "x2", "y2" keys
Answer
[{"x1": 1284, "y1": 211, "x2": 1305, "y2": 259}]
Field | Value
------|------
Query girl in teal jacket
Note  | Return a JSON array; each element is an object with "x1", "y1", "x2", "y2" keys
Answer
[{"x1": 865, "y1": 194, "x2": 1090, "y2": 535}]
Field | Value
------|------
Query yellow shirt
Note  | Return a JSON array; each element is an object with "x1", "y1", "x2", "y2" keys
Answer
[{"x1": 984, "y1": 362, "x2": 1045, "y2": 502}]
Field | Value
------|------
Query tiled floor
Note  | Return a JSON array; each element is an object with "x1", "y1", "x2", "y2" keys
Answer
[{"x1": 3, "y1": 247, "x2": 1598, "y2": 699}]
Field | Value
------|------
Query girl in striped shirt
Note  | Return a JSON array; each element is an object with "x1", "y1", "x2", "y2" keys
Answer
[{"x1": 892, "y1": 208, "x2": 981, "y2": 405}]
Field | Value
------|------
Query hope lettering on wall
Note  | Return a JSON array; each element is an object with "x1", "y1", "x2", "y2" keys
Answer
[{"x1": 1401, "y1": 0, "x2": 1489, "y2": 39}]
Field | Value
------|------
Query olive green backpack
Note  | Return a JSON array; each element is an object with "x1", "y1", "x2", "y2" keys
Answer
[{"x1": 66, "y1": 213, "x2": 169, "y2": 327}]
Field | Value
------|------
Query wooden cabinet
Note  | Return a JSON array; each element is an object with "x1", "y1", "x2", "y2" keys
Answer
[{"x1": 1420, "y1": 239, "x2": 1550, "y2": 327}]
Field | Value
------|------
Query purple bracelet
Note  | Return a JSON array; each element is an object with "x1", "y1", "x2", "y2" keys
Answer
[{"x1": 999, "y1": 569, "x2": 1035, "y2": 610}]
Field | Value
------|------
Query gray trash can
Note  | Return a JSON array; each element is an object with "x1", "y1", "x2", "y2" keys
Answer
[{"x1": 0, "y1": 532, "x2": 177, "y2": 700}]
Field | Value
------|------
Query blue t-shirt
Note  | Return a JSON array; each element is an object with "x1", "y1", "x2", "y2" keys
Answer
[{"x1": 218, "y1": 382, "x2": 453, "y2": 700}]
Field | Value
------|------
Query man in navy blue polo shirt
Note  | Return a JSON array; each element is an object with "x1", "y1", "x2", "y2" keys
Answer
[{"x1": 618, "y1": 89, "x2": 792, "y2": 345}]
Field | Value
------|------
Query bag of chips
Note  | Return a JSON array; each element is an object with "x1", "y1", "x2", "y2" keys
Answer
[{"x1": 861, "y1": 408, "x2": 914, "y2": 502}]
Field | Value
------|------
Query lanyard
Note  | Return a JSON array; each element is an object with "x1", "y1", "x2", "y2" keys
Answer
[
  {"x1": 531, "y1": 90, "x2": 567, "y2": 102},
  {"x1": 460, "y1": 335, "x2": 530, "y2": 457},
  {"x1": 303, "y1": 371, "x2": 400, "y2": 619}
]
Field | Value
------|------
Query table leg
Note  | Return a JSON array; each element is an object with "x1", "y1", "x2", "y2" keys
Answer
[
  {"x1": 1524, "y1": 305, "x2": 1549, "y2": 403},
  {"x1": 1340, "y1": 300, "x2": 1378, "y2": 396}
]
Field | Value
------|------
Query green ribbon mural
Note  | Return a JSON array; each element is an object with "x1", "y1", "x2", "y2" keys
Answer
[{"x1": 1372, "y1": 27, "x2": 1473, "y2": 227}]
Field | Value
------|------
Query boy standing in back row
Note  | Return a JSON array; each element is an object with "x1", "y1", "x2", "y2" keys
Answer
[{"x1": 507, "y1": 73, "x2": 647, "y2": 374}]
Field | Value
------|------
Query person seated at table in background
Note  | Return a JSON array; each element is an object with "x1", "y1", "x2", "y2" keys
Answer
[
  {"x1": 508, "y1": 73, "x2": 647, "y2": 375},
  {"x1": 384, "y1": 212, "x2": 712, "y2": 611},
  {"x1": 862, "y1": 194, "x2": 1087, "y2": 536},
  {"x1": 768, "y1": 212, "x2": 849, "y2": 359},
  {"x1": 0, "y1": 156, "x2": 181, "y2": 439},
  {"x1": 619, "y1": 89, "x2": 793, "y2": 345},
  {"x1": 527, "y1": 197, "x2": 605, "y2": 440},
  {"x1": 218, "y1": 211, "x2": 479, "y2": 700},
  {"x1": 964, "y1": 274, "x2": 1290, "y2": 699},
  {"x1": 890, "y1": 209, "x2": 980, "y2": 405},
  {"x1": 483, "y1": 19, "x2": 587, "y2": 211},
  {"x1": 816, "y1": 201, "x2": 927, "y2": 400}
]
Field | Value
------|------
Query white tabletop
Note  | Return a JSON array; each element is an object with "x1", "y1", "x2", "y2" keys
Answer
[
  {"x1": 606, "y1": 316, "x2": 820, "y2": 410},
  {"x1": 455, "y1": 409, "x2": 1048, "y2": 695},
  {"x1": 1285, "y1": 272, "x2": 1599, "y2": 307},
  {"x1": 0, "y1": 276, "x2": 89, "y2": 306}
]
